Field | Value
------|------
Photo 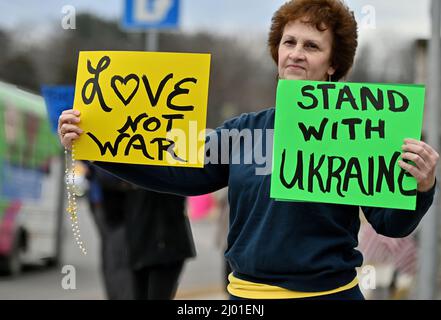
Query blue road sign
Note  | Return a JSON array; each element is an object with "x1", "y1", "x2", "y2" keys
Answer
[
  {"x1": 41, "y1": 85, "x2": 75, "y2": 134},
  {"x1": 123, "y1": 0, "x2": 180, "y2": 30}
]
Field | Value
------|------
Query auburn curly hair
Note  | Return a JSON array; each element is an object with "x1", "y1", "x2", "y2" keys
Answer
[{"x1": 268, "y1": 0, "x2": 358, "y2": 81}]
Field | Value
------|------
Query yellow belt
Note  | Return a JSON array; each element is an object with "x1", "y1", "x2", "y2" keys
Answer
[{"x1": 227, "y1": 273, "x2": 359, "y2": 299}]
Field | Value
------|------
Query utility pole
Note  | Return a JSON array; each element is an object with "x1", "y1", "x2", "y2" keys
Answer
[{"x1": 417, "y1": 0, "x2": 441, "y2": 300}]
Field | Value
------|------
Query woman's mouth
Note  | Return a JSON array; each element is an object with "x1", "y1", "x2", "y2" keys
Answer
[{"x1": 286, "y1": 64, "x2": 306, "y2": 71}]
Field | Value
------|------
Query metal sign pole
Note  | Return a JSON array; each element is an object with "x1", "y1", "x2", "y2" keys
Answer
[{"x1": 146, "y1": 29, "x2": 158, "y2": 52}]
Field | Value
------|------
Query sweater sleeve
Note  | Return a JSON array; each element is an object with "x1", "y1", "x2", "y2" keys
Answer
[
  {"x1": 361, "y1": 180, "x2": 436, "y2": 238},
  {"x1": 93, "y1": 115, "x2": 242, "y2": 196}
]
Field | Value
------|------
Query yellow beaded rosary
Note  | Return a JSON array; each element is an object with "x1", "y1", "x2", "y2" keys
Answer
[{"x1": 65, "y1": 143, "x2": 87, "y2": 255}]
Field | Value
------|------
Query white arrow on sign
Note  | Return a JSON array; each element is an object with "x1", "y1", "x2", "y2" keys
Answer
[{"x1": 134, "y1": 0, "x2": 173, "y2": 23}]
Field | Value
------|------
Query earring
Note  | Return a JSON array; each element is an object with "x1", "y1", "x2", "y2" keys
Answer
[{"x1": 328, "y1": 74, "x2": 332, "y2": 82}]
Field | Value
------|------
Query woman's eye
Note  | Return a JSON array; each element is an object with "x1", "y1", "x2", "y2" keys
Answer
[{"x1": 306, "y1": 43, "x2": 318, "y2": 49}]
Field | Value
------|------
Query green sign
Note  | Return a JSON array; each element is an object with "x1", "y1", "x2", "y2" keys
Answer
[{"x1": 270, "y1": 80, "x2": 426, "y2": 210}]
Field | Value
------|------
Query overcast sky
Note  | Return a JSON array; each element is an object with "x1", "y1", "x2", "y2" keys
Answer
[{"x1": 0, "y1": 0, "x2": 433, "y2": 43}]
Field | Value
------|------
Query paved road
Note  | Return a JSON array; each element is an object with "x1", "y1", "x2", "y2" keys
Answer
[{"x1": 0, "y1": 198, "x2": 227, "y2": 300}]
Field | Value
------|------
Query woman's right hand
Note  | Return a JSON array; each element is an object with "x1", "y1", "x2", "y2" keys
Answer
[{"x1": 58, "y1": 109, "x2": 83, "y2": 150}]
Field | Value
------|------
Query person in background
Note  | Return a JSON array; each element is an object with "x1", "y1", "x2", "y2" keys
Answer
[
  {"x1": 85, "y1": 164, "x2": 132, "y2": 299},
  {"x1": 86, "y1": 164, "x2": 195, "y2": 299}
]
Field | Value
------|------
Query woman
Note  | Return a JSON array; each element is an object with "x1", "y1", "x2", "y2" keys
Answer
[{"x1": 58, "y1": 0, "x2": 438, "y2": 299}]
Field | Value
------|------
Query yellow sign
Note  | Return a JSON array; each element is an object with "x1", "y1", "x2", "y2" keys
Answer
[{"x1": 73, "y1": 51, "x2": 211, "y2": 167}]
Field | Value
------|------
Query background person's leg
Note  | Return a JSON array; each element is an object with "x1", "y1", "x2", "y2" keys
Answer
[
  {"x1": 91, "y1": 189, "x2": 134, "y2": 300},
  {"x1": 133, "y1": 261, "x2": 185, "y2": 300}
]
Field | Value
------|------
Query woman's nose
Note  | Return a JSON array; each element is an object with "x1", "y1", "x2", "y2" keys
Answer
[{"x1": 288, "y1": 46, "x2": 306, "y2": 61}]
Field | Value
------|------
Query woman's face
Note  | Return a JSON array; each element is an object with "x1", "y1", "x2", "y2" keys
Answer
[{"x1": 278, "y1": 19, "x2": 335, "y2": 81}]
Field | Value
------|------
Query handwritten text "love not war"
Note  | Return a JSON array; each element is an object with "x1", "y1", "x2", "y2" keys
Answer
[{"x1": 80, "y1": 55, "x2": 199, "y2": 163}]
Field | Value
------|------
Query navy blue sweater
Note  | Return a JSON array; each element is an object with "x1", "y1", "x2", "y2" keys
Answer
[{"x1": 96, "y1": 108, "x2": 435, "y2": 292}]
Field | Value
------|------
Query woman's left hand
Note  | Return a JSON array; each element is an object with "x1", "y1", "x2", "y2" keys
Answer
[{"x1": 399, "y1": 138, "x2": 439, "y2": 192}]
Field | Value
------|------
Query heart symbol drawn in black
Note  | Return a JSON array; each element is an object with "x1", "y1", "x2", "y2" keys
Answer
[{"x1": 111, "y1": 74, "x2": 140, "y2": 106}]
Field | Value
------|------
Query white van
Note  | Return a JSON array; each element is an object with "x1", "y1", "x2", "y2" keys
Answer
[{"x1": 0, "y1": 81, "x2": 64, "y2": 275}]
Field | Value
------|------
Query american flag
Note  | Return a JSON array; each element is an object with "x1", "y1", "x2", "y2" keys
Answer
[{"x1": 358, "y1": 222, "x2": 418, "y2": 276}]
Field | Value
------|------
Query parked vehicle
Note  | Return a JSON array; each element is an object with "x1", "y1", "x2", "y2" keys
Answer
[{"x1": 0, "y1": 81, "x2": 64, "y2": 275}]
